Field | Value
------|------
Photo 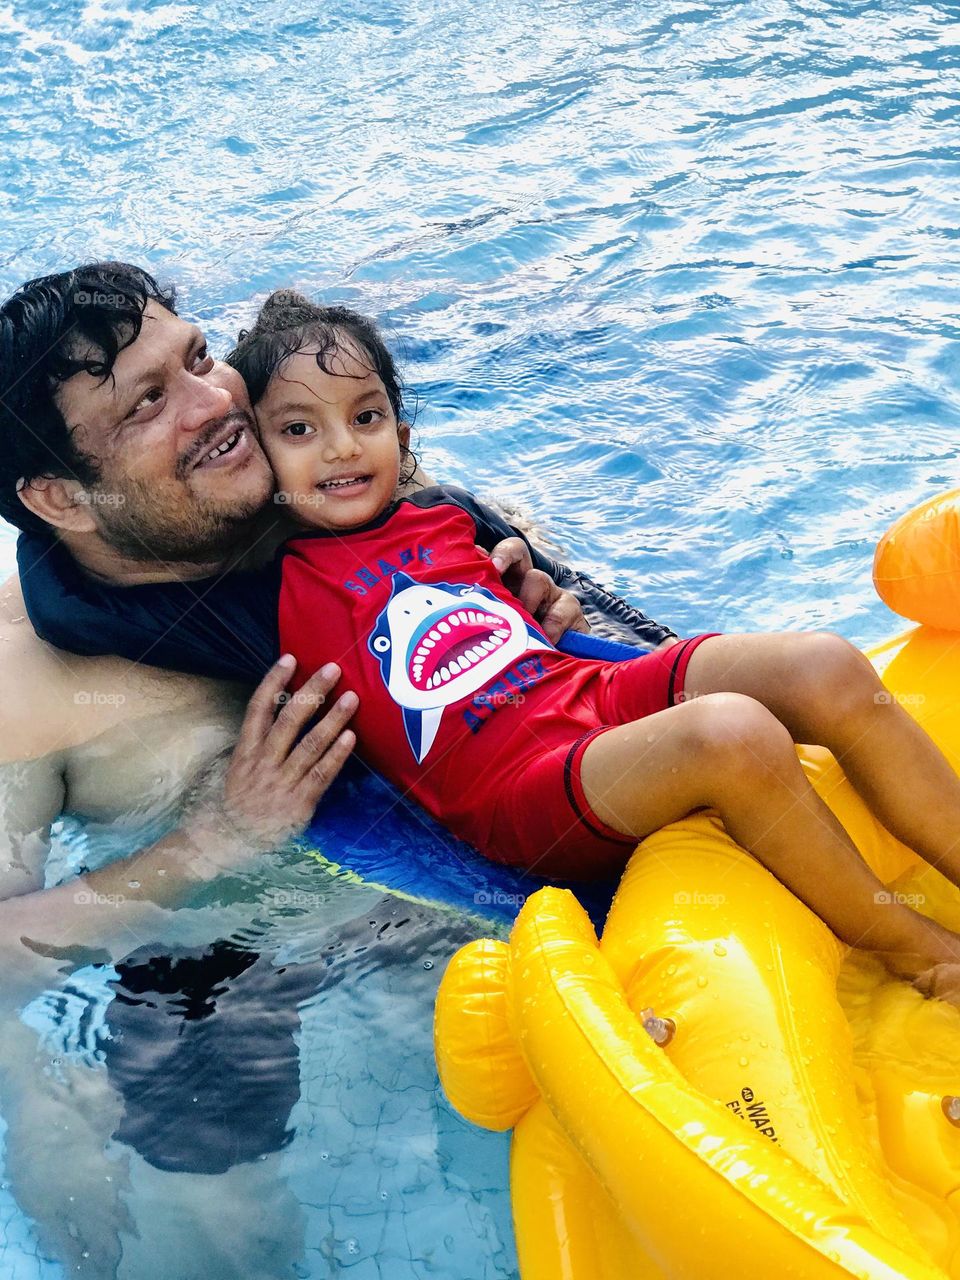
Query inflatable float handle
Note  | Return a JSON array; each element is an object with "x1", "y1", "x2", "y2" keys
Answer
[{"x1": 557, "y1": 630, "x2": 648, "y2": 663}]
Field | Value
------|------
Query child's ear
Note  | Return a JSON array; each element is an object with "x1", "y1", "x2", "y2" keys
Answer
[{"x1": 398, "y1": 421, "x2": 411, "y2": 450}]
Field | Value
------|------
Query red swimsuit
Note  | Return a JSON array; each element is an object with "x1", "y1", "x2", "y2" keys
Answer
[{"x1": 279, "y1": 487, "x2": 715, "y2": 879}]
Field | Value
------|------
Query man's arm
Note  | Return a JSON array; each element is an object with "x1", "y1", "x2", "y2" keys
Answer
[
  {"x1": 480, "y1": 534, "x2": 678, "y2": 649},
  {"x1": 0, "y1": 654, "x2": 356, "y2": 993},
  {"x1": 421, "y1": 484, "x2": 680, "y2": 649},
  {"x1": 403, "y1": 467, "x2": 678, "y2": 647}
]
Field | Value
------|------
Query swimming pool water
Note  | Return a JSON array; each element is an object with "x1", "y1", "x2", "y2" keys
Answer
[{"x1": 1, "y1": 0, "x2": 959, "y2": 1276}]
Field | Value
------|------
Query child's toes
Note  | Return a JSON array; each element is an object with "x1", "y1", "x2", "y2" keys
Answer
[
  {"x1": 913, "y1": 963, "x2": 960, "y2": 1006},
  {"x1": 911, "y1": 967, "x2": 937, "y2": 997}
]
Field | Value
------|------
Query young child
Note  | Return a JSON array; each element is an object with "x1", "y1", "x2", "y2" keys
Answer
[{"x1": 215, "y1": 289, "x2": 960, "y2": 1002}]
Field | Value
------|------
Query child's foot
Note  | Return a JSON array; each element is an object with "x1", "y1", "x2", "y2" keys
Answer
[
  {"x1": 912, "y1": 963, "x2": 960, "y2": 1007},
  {"x1": 872, "y1": 916, "x2": 960, "y2": 1004}
]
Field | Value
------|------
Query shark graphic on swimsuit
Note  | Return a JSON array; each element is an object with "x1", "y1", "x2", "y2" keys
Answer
[{"x1": 368, "y1": 572, "x2": 552, "y2": 763}]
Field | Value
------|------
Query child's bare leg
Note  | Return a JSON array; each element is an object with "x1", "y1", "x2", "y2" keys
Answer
[
  {"x1": 683, "y1": 633, "x2": 960, "y2": 891},
  {"x1": 577, "y1": 692, "x2": 960, "y2": 985}
]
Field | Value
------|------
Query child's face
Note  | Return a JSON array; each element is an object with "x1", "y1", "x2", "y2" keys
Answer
[{"x1": 254, "y1": 335, "x2": 407, "y2": 530}]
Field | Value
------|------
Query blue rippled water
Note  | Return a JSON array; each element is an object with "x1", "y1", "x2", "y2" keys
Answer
[{"x1": 1, "y1": 0, "x2": 959, "y2": 1276}]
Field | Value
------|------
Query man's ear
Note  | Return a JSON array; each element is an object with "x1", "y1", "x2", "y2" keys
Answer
[{"x1": 17, "y1": 475, "x2": 99, "y2": 534}]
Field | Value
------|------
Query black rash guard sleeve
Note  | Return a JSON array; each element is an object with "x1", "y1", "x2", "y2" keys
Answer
[
  {"x1": 407, "y1": 485, "x2": 679, "y2": 651},
  {"x1": 17, "y1": 531, "x2": 281, "y2": 684},
  {"x1": 17, "y1": 489, "x2": 676, "y2": 677}
]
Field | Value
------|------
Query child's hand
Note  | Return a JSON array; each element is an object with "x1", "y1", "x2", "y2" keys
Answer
[{"x1": 483, "y1": 537, "x2": 591, "y2": 643}]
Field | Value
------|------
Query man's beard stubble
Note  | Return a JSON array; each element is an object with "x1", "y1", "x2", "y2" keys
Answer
[{"x1": 90, "y1": 470, "x2": 271, "y2": 567}]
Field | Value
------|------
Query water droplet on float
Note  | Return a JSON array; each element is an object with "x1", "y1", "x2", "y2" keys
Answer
[
  {"x1": 738, "y1": 1056, "x2": 749, "y2": 1068},
  {"x1": 696, "y1": 975, "x2": 708, "y2": 988},
  {"x1": 713, "y1": 943, "x2": 727, "y2": 957},
  {"x1": 347, "y1": 1239, "x2": 359, "y2": 1255},
  {"x1": 666, "y1": 963, "x2": 677, "y2": 976},
  {"x1": 423, "y1": 959, "x2": 434, "y2": 970}
]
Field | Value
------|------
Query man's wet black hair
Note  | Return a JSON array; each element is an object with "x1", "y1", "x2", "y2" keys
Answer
[
  {"x1": 0, "y1": 261, "x2": 177, "y2": 535},
  {"x1": 227, "y1": 289, "x2": 416, "y2": 484}
]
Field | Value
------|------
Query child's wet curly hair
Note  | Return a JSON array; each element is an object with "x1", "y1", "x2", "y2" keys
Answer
[{"x1": 227, "y1": 290, "x2": 417, "y2": 485}]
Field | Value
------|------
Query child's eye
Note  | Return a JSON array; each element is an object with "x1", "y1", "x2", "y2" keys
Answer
[
  {"x1": 356, "y1": 409, "x2": 383, "y2": 427},
  {"x1": 282, "y1": 422, "x2": 315, "y2": 437}
]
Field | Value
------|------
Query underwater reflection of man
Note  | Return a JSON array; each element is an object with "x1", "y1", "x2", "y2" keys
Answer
[{"x1": 104, "y1": 942, "x2": 312, "y2": 1173}]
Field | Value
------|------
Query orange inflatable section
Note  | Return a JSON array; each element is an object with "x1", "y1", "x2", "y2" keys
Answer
[{"x1": 874, "y1": 488, "x2": 960, "y2": 629}]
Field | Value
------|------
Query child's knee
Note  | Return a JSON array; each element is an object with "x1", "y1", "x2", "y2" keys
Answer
[
  {"x1": 680, "y1": 692, "x2": 794, "y2": 774},
  {"x1": 785, "y1": 631, "x2": 877, "y2": 720}
]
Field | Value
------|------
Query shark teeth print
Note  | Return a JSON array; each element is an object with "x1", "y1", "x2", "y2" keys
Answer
[{"x1": 406, "y1": 609, "x2": 509, "y2": 691}]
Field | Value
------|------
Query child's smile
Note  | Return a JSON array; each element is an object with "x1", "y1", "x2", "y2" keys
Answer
[{"x1": 255, "y1": 335, "x2": 408, "y2": 530}]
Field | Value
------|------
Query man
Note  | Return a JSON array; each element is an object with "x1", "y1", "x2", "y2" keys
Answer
[
  {"x1": 0, "y1": 261, "x2": 678, "y2": 978},
  {"x1": 0, "y1": 260, "x2": 675, "y2": 1277}
]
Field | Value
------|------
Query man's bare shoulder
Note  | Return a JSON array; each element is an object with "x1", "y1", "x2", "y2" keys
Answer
[{"x1": 0, "y1": 574, "x2": 249, "y2": 764}]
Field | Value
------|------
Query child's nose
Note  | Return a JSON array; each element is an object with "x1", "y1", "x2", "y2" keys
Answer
[{"x1": 323, "y1": 423, "x2": 362, "y2": 461}]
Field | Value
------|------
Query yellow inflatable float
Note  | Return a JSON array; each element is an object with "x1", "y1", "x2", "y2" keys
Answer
[{"x1": 434, "y1": 492, "x2": 960, "y2": 1280}]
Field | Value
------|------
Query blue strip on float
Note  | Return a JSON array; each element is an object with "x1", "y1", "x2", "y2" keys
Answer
[{"x1": 300, "y1": 630, "x2": 641, "y2": 926}]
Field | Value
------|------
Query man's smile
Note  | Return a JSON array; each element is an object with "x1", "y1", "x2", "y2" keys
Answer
[{"x1": 189, "y1": 420, "x2": 255, "y2": 472}]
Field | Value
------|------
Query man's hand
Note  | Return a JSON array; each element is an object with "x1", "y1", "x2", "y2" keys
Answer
[
  {"x1": 201, "y1": 655, "x2": 357, "y2": 856},
  {"x1": 168, "y1": 655, "x2": 358, "y2": 881},
  {"x1": 482, "y1": 537, "x2": 590, "y2": 643}
]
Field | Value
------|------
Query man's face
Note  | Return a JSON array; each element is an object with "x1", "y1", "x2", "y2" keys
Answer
[{"x1": 57, "y1": 301, "x2": 274, "y2": 564}]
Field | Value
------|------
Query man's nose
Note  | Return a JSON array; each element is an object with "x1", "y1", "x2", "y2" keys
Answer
[{"x1": 177, "y1": 368, "x2": 234, "y2": 432}]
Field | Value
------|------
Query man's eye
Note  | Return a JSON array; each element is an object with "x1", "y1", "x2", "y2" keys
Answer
[
  {"x1": 282, "y1": 422, "x2": 315, "y2": 437},
  {"x1": 356, "y1": 409, "x2": 383, "y2": 427},
  {"x1": 129, "y1": 387, "x2": 164, "y2": 418}
]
